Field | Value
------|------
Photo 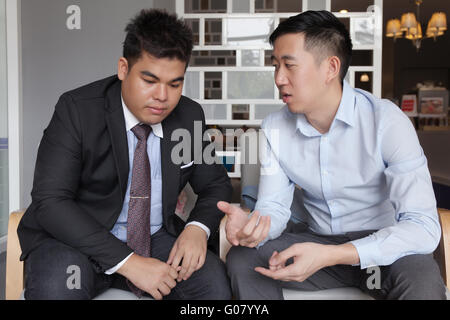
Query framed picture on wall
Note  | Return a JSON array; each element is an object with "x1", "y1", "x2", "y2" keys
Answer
[
  {"x1": 420, "y1": 97, "x2": 444, "y2": 114},
  {"x1": 418, "y1": 88, "x2": 449, "y2": 115}
]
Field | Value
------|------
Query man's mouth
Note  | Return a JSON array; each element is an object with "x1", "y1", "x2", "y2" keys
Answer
[
  {"x1": 147, "y1": 106, "x2": 166, "y2": 115},
  {"x1": 281, "y1": 93, "x2": 292, "y2": 103}
]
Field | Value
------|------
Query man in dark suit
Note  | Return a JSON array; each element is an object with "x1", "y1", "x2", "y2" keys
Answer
[{"x1": 18, "y1": 9, "x2": 232, "y2": 300}]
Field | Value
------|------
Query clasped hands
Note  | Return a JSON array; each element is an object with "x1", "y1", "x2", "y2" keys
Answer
[
  {"x1": 118, "y1": 224, "x2": 207, "y2": 300},
  {"x1": 217, "y1": 201, "x2": 336, "y2": 284}
]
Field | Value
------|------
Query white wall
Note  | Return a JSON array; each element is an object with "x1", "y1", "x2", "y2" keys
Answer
[{"x1": 20, "y1": 0, "x2": 175, "y2": 207}]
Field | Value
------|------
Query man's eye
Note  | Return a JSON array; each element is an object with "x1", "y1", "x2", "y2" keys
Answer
[
  {"x1": 170, "y1": 83, "x2": 181, "y2": 88},
  {"x1": 144, "y1": 79, "x2": 155, "y2": 84}
]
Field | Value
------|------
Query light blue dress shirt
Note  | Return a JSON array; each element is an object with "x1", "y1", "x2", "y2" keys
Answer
[{"x1": 255, "y1": 80, "x2": 441, "y2": 269}]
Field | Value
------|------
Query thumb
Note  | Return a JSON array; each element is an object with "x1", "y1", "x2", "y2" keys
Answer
[
  {"x1": 270, "y1": 245, "x2": 298, "y2": 266},
  {"x1": 217, "y1": 201, "x2": 237, "y2": 216}
]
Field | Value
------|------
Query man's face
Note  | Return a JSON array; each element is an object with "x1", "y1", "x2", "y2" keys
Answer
[
  {"x1": 271, "y1": 33, "x2": 329, "y2": 114},
  {"x1": 118, "y1": 53, "x2": 186, "y2": 125}
]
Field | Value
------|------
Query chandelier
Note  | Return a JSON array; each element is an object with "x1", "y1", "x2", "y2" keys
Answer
[{"x1": 385, "y1": 0, "x2": 447, "y2": 50}]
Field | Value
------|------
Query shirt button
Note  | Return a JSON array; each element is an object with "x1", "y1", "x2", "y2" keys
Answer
[{"x1": 323, "y1": 170, "x2": 328, "y2": 175}]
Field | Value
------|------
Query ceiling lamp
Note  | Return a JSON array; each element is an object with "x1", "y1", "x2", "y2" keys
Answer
[{"x1": 385, "y1": 0, "x2": 447, "y2": 51}]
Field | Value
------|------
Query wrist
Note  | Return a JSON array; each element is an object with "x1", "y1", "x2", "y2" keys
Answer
[{"x1": 325, "y1": 243, "x2": 360, "y2": 267}]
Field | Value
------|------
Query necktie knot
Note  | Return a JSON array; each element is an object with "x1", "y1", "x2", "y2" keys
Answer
[{"x1": 131, "y1": 124, "x2": 152, "y2": 141}]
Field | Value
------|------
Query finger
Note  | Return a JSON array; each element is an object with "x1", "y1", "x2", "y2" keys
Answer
[
  {"x1": 158, "y1": 282, "x2": 172, "y2": 296},
  {"x1": 178, "y1": 253, "x2": 193, "y2": 282},
  {"x1": 226, "y1": 233, "x2": 239, "y2": 246},
  {"x1": 169, "y1": 247, "x2": 184, "y2": 270},
  {"x1": 195, "y1": 253, "x2": 206, "y2": 271},
  {"x1": 217, "y1": 201, "x2": 243, "y2": 217},
  {"x1": 167, "y1": 242, "x2": 178, "y2": 265},
  {"x1": 269, "y1": 251, "x2": 278, "y2": 271},
  {"x1": 183, "y1": 261, "x2": 197, "y2": 281},
  {"x1": 237, "y1": 211, "x2": 260, "y2": 242},
  {"x1": 254, "y1": 266, "x2": 278, "y2": 279},
  {"x1": 255, "y1": 265, "x2": 292, "y2": 281},
  {"x1": 165, "y1": 275, "x2": 177, "y2": 289},
  {"x1": 168, "y1": 265, "x2": 179, "y2": 280},
  {"x1": 149, "y1": 289, "x2": 163, "y2": 300},
  {"x1": 247, "y1": 215, "x2": 269, "y2": 245},
  {"x1": 269, "y1": 245, "x2": 298, "y2": 267}
]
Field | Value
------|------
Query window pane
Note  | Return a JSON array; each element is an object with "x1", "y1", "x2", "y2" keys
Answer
[
  {"x1": 331, "y1": 0, "x2": 374, "y2": 12},
  {"x1": 232, "y1": 104, "x2": 249, "y2": 120},
  {"x1": 255, "y1": 104, "x2": 284, "y2": 119},
  {"x1": 255, "y1": 0, "x2": 302, "y2": 13},
  {"x1": 185, "y1": 0, "x2": 227, "y2": 13},
  {"x1": 205, "y1": 72, "x2": 222, "y2": 99},
  {"x1": 226, "y1": 18, "x2": 274, "y2": 46},
  {"x1": 205, "y1": 19, "x2": 222, "y2": 45},
  {"x1": 190, "y1": 50, "x2": 236, "y2": 67},
  {"x1": 232, "y1": 0, "x2": 249, "y2": 13},
  {"x1": 352, "y1": 17, "x2": 374, "y2": 45},
  {"x1": 202, "y1": 104, "x2": 227, "y2": 120},
  {"x1": 185, "y1": 19, "x2": 199, "y2": 46},
  {"x1": 184, "y1": 71, "x2": 200, "y2": 99},
  {"x1": 306, "y1": 0, "x2": 327, "y2": 11},
  {"x1": 241, "y1": 50, "x2": 260, "y2": 66},
  {"x1": 228, "y1": 71, "x2": 274, "y2": 99}
]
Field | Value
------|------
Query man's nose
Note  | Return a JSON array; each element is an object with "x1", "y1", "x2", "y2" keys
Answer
[
  {"x1": 154, "y1": 84, "x2": 168, "y2": 101},
  {"x1": 274, "y1": 70, "x2": 288, "y2": 87}
]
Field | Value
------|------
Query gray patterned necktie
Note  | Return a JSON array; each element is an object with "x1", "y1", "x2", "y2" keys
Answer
[{"x1": 126, "y1": 124, "x2": 152, "y2": 297}]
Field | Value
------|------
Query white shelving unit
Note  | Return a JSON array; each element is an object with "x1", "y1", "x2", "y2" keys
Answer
[{"x1": 177, "y1": 0, "x2": 383, "y2": 176}]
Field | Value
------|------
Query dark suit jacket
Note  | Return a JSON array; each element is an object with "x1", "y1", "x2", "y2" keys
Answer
[{"x1": 18, "y1": 75, "x2": 232, "y2": 272}]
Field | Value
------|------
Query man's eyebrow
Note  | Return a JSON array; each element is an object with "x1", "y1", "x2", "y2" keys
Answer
[
  {"x1": 270, "y1": 55, "x2": 296, "y2": 62},
  {"x1": 141, "y1": 71, "x2": 159, "y2": 80},
  {"x1": 280, "y1": 55, "x2": 296, "y2": 61},
  {"x1": 141, "y1": 71, "x2": 184, "y2": 83}
]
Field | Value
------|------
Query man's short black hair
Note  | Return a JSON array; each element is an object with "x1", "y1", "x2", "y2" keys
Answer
[
  {"x1": 269, "y1": 10, "x2": 352, "y2": 82},
  {"x1": 123, "y1": 9, "x2": 193, "y2": 69}
]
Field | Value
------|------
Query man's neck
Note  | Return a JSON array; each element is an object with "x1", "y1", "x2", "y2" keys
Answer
[{"x1": 304, "y1": 82, "x2": 343, "y2": 134}]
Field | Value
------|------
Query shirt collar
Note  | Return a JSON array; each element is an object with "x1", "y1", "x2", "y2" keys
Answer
[
  {"x1": 295, "y1": 80, "x2": 356, "y2": 137},
  {"x1": 121, "y1": 95, "x2": 163, "y2": 138},
  {"x1": 334, "y1": 80, "x2": 356, "y2": 128}
]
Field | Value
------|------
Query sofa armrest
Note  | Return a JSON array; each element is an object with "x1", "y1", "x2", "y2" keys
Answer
[
  {"x1": 6, "y1": 210, "x2": 25, "y2": 300},
  {"x1": 436, "y1": 208, "x2": 450, "y2": 288},
  {"x1": 219, "y1": 207, "x2": 251, "y2": 263}
]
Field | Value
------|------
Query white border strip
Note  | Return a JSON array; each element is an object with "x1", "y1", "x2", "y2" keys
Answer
[{"x1": 6, "y1": 0, "x2": 22, "y2": 214}]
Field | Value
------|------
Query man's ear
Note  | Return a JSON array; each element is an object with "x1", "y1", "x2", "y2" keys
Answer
[
  {"x1": 117, "y1": 57, "x2": 129, "y2": 81},
  {"x1": 326, "y1": 56, "x2": 341, "y2": 84}
]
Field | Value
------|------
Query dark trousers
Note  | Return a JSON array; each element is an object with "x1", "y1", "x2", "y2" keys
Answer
[
  {"x1": 226, "y1": 222, "x2": 447, "y2": 300},
  {"x1": 24, "y1": 228, "x2": 231, "y2": 300}
]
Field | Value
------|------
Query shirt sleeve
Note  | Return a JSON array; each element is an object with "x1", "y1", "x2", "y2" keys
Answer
[
  {"x1": 105, "y1": 252, "x2": 134, "y2": 275},
  {"x1": 351, "y1": 106, "x2": 441, "y2": 269},
  {"x1": 254, "y1": 118, "x2": 295, "y2": 247},
  {"x1": 185, "y1": 221, "x2": 211, "y2": 239}
]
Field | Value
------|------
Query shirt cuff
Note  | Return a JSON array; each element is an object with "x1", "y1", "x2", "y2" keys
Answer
[
  {"x1": 350, "y1": 236, "x2": 381, "y2": 269},
  {"x1": 104, "y1": 252, "x2": 134, "y2": 275},
  {"x1": 185, "y1": 221, "x2": 211, "y2": 239}
]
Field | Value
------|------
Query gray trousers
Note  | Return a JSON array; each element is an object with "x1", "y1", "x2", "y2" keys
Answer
[
  {"x1": 25, "y1": 227, "x2": 231, "y2": 300},
  {"x1": 226, "y1": 222, "x2": 447, "y2": 300}
]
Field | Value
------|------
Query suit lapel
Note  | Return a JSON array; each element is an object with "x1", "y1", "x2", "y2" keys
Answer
[
  {"x1": 161, "y1": 112, "x2": 181, "y2": 227},
  {"x1": 105, "y1": 80, "x2": 129, "y2": 200}
]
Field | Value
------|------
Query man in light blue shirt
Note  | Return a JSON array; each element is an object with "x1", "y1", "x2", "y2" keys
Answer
[{"x1": 219, "y1": 10, "x2": 446, "y2": 299}]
